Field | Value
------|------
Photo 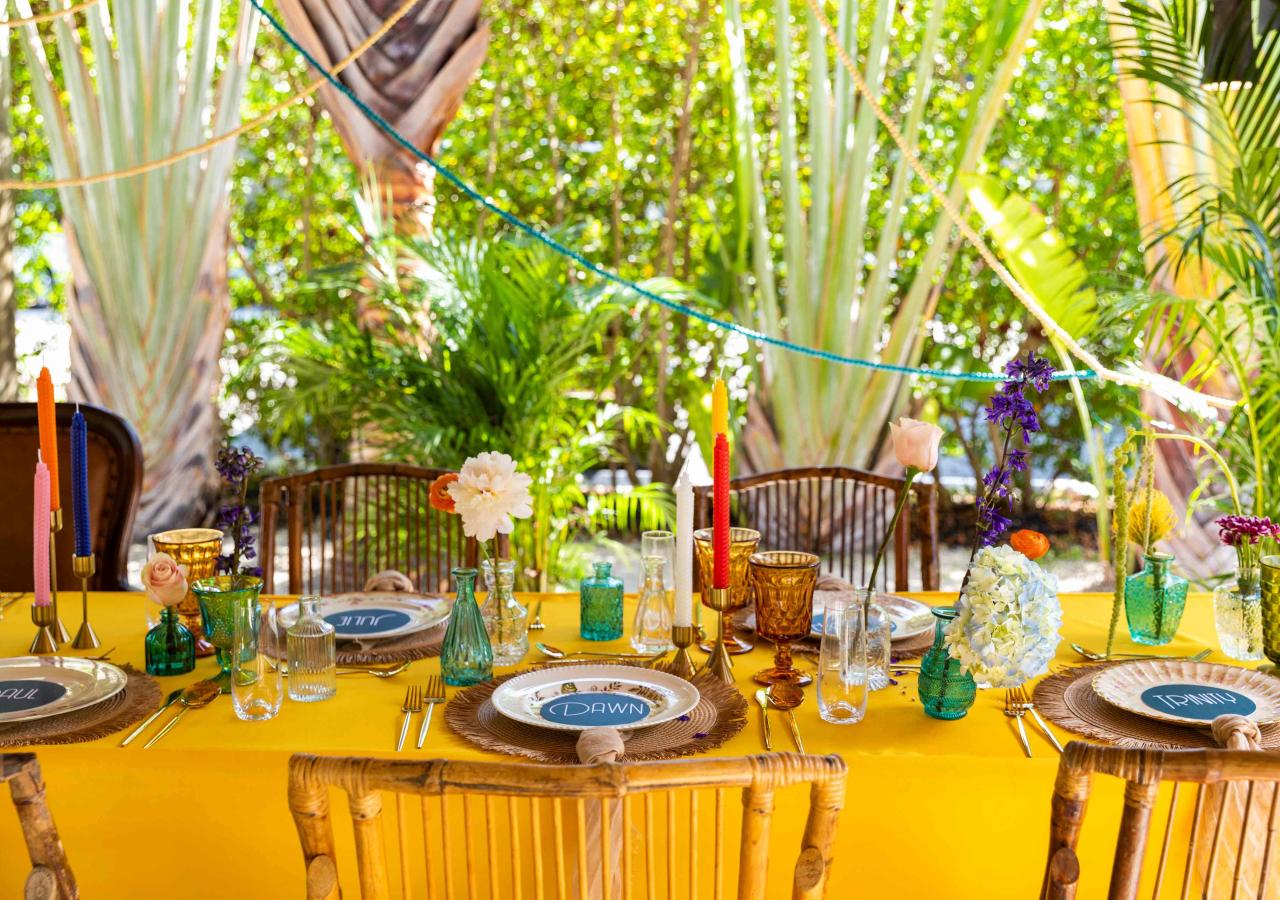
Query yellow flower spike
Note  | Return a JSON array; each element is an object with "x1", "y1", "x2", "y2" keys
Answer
[{"x1": 1127, "y1": 490, "x2": 1178, "y2": 548}]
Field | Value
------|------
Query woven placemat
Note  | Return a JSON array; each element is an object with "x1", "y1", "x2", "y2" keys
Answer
[
  {"x1": 444, "y1": 662, "x2": 748, "y2": 764},
  {"x1": 0, "y1": 664, "x2": 162, "y2": 747},
  {"x1": 261, "y1": 597, "x2": 450, "y2": 665},
  {"x1": 1033, "y1": 661, "x2": 1280, "y2": 750}
]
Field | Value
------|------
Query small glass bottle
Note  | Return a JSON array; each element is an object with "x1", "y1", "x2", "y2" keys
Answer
[
  {"x1": 481, "y1": 558, "x2": 528, "y2": 666},
  {"x1": 631, "y1": 557, "x2": 673, "y2": 654},
  {"x1": 1125, "y1": 552, "x2": 1189, "y2": 646},
  {"x1": 442, "y1": 568, "x2": 493, "y2": 686},
  {"x1": 917, "y1": 606, "x2": 976, "y2": 720},
  {"x1": 854, "y1": 589, "x2": 893, "y2": 692},
  {"x1": 287, "y1": 596, "x2": 337, "y2": 702},
  {"x1": 145, "y1": 605, "x2": 196, "y2": 676},
  {"x1": 1214, "y1": 557, "x2": 1264, "y2": 660},
  {"x1": 580, "y1": 561, "x2": 624, "y2": 641}
]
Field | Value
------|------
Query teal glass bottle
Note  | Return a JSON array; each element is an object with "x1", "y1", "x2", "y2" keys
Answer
[
  {"x1": 580, "y1": 561, "x2": 624, "y2": 641},
  {"x1": 145, "y1": 606, "x2": 196, "y2": 676},
  {"x1": 917, "y1": 606, "x2": 976, "y2": 720},
  {"x1": 441, "y1": 568, "x2": 493, "y2": 686},
  {"x1": 1125, "y1": 552, "x2": 1188, "y2": 646}
]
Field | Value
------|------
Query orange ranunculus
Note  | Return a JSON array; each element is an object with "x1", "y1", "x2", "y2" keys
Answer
[
  {"x1": 1010, "y1": 529, "x2": 1050, "y2": 561},
  {"x1": 429, "y1": 473, "x2": 459, "y2": 513}
]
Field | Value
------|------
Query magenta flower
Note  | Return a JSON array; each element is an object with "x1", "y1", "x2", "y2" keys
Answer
[{"x1": 1216, "y1": 515, "x2": 1280, "y2": 547}]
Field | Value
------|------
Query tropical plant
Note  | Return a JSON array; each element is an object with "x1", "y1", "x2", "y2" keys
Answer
[
  {"x1": 0, "y1": 6, "x2": 14, "y2": 401},
  {"x1": 14, "y1": 0, "x2": 259, "y2": 530},
  {"x1": 722, "y1": 0, "x2": 1047, "y2": 470},
  {"x1": 238, "y1": 227, "x2": 677, "y2": 589}
]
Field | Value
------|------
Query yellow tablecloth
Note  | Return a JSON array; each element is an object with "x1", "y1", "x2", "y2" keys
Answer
[{"x1": 0, "y1": 591, "x2": 1228, "y2": 898}]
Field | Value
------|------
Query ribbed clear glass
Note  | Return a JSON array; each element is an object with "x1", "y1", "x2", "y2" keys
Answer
[
  {"x1": 631, "y1": 557, "x2": 673, "y2": 653},
  {"x1": 287, "y1": 596, "x2": 337, "y2": 703}
]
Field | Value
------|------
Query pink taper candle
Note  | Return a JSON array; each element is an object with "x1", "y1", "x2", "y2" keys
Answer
[{"x1": 34, "y1": 455, "x2": 51, "y2": 606}]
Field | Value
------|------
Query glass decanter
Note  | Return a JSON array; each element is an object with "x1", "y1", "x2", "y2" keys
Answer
[
  {"x1": 1214, "y1": 554, "x2": 1264, "y2": 661},
  {"x1": 481, "y1": 558, "x2": 528, "y2": 666},
  {"x1": 1125, "y1": 552, "x2": 1188, "y2": 646},
  {"x1": 631, "y1": 557, "x2": 673, "y2": 654},
  {"x1": 287, "y1": 596, "x2": 337, "y2": 702},
  {"x1": 917, "y1": 606, "x2": 976, "y2": 720},
  {"x1": 145, "y1": 605, "x2": 196, "y2": 676},
  {"x1": 442, "y1": 568, "x2": 493, "y2": 686},
  {"x1": 580, "y1": 561, "x2": 624, "y2": 641}
]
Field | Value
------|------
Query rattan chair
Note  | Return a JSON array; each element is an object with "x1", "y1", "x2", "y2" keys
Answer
[
  {"x1": 694, "y1": 466, "x2": 939, "y2": 592},
  {"x1": 288, "y1": 752, "x2": 847, "y2": 899},
  {"x1": 2, "y1": 754, "x2": 76, "y2": 899},
  {"x1": 1041, "y1": 741, "x2": 1280, "y2": 899},
  {"x1": 260, "y1": 463, "x2": 479, "y2": 595}
]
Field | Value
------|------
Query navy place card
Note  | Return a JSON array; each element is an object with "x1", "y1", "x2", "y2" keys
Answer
[
  {"x1": 1140, "y1": 683, "x2": 1257, "y2": 721},
  {"x1": 540, "y1": 692, "x2": 652, "y2": 727},
  {"x1": 325, "y1": 609, "x2": 412, "y2": 636},
  {"x1": 0, "y1": 680, "x2": 68, "y2": 714}
]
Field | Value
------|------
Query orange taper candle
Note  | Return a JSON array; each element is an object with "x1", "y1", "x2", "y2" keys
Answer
[{"x1": 36, "y1": 367, "x2": 60, "y2": 511}]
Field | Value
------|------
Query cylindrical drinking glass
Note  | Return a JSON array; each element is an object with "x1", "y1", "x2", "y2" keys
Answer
[
  {"x1": 232, "y1": 601, "x2": 283, "y2": 721},
  {"x1": 748, "y1": 551, "x2": 819, "y2": 686},
  {"x1": 816, "y1": 595, "x2": 868, "y2": 725},
  {"x1": 693, "y1": 527, "x2": 760, "y2": 653},
  {"x1": 640, "y1": 530, "x2": 675, "y2": 591}
]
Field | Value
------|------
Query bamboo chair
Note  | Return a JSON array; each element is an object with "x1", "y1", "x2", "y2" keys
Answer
[
  {"x1": 287, "y1": 752, "x2": 847, "y2": 900},
  {"x1": 694, "y1": 466, "x2": 939, "y2": 592},
  {"x1": 1041, "y1": 741, "x2": 1280, "y2": 899},
  {"x1": 1, "y1": 754, "x2": 77, "y2": 900},
  {"x1": 260, "y1": 464, "x2": 478, "y2": 595}
]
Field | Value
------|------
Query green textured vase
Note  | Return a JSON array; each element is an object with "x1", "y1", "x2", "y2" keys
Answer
[
  {"x1": 144, "y1": 606, "x2": 196, "y2": 676},
  {"x1": 193, "y1": 575, "x2": 263, "y2": 682},
  {"x1": 441, "y1": 568, "x2": 493, "y2": 687},
  {"x1": 579, "y1": 561, "x2": 624, "y2": 641},
  {"x1": 1124, "y1": 553, "x2": 1187, "y2": 646},
  {"x1": 917, "y1": 606, "x2": 977, "y2": 720}
]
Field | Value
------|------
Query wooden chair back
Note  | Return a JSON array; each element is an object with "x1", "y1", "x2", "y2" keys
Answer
[
  {"x1": 1042, "y1": 740, "x2": 1280, "y2": 899},
  {"x1": 260, "y1": 464, "x2": 478, "y2": 595},
  {"x1": 694, "y1": 466, "x2": 939, "y2": 591},
  {"x1": 2, "y1": 753, "x2": 77, "y2": 899},
  {"x1": 0, "y1": 403, "x2": 142, "y2": 591},
  {"x1": 287, "y1": 752, "x2": 847, "y2": 900}
]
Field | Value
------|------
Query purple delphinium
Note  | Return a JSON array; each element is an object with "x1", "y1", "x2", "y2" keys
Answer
[
  {"x1": 214, "y1": 445, "x2": 264, "y2": 582},
  {"x1": 972, "y1": 353, "x2": 1054, "y2": 552}
]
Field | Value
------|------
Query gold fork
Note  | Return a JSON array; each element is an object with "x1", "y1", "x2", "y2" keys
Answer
[
  {"x1": 1003, "y1": 689, "x2": 1032, "y2": 758},
  {"x1": 528, "y1": 599, "x2": 545, "y2": 631},
  {"x1": 416, "y1": 677, "x2": 446, "y2": 749},
  {"x1": 1013, "y1": 685, "x2": 1063, "y2": 753},
  {"x1": 396, "y1": 685, "x2": 423, "y2": 752}
]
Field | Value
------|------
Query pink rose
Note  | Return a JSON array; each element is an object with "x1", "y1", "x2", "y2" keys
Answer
[
  {"x1": 889, "y1": 417, "x2": 943, "y2": 473},
  {"x1": 141, "y1": 553, "x2": 189, "y2": 607}
]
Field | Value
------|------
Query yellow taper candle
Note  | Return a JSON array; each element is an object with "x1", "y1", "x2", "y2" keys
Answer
[{"x1": 711, "y1": 378, "x2": 728, "y2": 437}]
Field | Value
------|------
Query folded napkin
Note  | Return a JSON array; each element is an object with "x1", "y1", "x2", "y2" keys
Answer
[
  {"x1": 816, "y1": 572, "x2": 856, "y2": 592},
  {"x1": 577, "y1": 728, "x2": 626, "y2": 900},
  {"x1": 363, "y1": 570, "x2": 417, "y2": 593}
]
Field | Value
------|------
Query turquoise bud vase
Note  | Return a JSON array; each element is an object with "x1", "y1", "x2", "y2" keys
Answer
[
  {"x1": 441, "y1": 568, "x2": 493, "y2": 686},
  {"x1": 1125, "y1": 552, "x2": 1188, "y2": 646},
  {"x1": 145, "y1": 606, "x2": 196, "y2": 676},
  {"x1": 917, "y1": 606, "x2": 977, "y2": 720},
  {"x1": 579, "y1": 561, "x2": 624, "y2": 641}
]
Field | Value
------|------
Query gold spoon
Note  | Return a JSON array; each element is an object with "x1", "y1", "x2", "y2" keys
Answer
[
  {"x1": 766, "y1": 683, "x2": 805, "y2": 753},
  {"x1": 143, "y1": 680, "x2": 221, "y2": 748},
  {"x1": 535, "y1": 642, "x2": 664, "y2": 662}
]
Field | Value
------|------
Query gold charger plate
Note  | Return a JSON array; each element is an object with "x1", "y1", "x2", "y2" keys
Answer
[{"x1": 1091, "y1": 659, "x2": 1280, "y2": 727}]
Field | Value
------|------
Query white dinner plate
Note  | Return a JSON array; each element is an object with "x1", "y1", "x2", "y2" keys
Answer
[
  {"x1": 277, "y1": 592, "x2": 450, "y2": 641},
  {"x1": 1091, "y1": 659, "x2": 1280, "y2": 727},
  {"x1": 490, "y1": 664, "x2": 702, "y2": 733},
  {"x1": 0, "y1": 656, "x2": 128, "y2": 725},
  {"x1": 810, "y1": 592, "x2": 934, "y2": 641}
]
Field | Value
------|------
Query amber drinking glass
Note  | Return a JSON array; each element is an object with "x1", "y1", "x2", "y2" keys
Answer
[
  {"x1": 694, "y1": 527, "x2": 760, "y2": 654},
  {"x1": 748, "y1": 551, "x2": 819, "y2": 686},
  {"x1": 150, "y1": 528, "x2": 224, "y2": 657}
]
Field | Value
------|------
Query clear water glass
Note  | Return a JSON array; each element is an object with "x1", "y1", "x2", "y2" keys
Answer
[
  {"x1": 816, "y1": 595, "x2": 868, "y2": 724},
  {"x1": 641, "y1": 530, "x2": 675, "y2": 592},
  {"x1": 287, "y1": 596, "x2": 337, "y2": 702},
  {"x1": 232, "y1": 602, "x2": 283, "y2": 721},
  {"x1": 631, "y1": 556, "x2": 673, "y2": 653},
  {"x1": 1214, "y1": 566, "x2": 1264, "y2": 661}
]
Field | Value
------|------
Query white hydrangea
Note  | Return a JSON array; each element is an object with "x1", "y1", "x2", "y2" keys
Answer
[{"x1": 945, "y1": 545, "x2": 1062, "y2": 688}]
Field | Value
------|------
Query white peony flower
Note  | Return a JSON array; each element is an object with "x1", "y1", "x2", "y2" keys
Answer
[{"x1": 446, "y1": 452, "x2": 534, "y2": 543}]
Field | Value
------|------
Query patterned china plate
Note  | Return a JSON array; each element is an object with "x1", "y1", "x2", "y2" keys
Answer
[
  {"x1": 0, "y1": 656, "x2": 128, "y2": 725},
  {"x1": 1091, "y1": 660, "x2": 1280, "y2": 727},
  {"x1": 810, "y1": 593, "x2": 934, "y2": 641},
  {"x1": 490, "y1": 665, "x2": 702, "y2": 733},
  {"x1": 277, "y1": 592, "x2": 450, "y2": 641}
]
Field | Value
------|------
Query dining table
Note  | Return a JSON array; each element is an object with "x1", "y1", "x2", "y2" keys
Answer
[{"x1": 0, "y1": 590, "x2": 1227, "y2": 898}]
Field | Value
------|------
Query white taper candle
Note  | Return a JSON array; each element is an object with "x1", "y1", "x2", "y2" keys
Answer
[{"x1": 674, "y1": 462, "x2": 694, "y2": 627}]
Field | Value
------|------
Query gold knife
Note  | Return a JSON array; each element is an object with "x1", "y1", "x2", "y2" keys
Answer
[{"x1": 754, "y1": 689, "x2": 772, "y2": 751}]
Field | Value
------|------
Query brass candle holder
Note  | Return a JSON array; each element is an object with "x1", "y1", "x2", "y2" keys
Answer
[
  {"x1": 669, "y1": 624, "x2": 697, "y2": 680},
  {"x1": 30, "y1": 603, "x2": 57, "y2": 655},
  {"x1": 702, "y1": 586, "x2": 736, "y2": 685},
  {"x1": 71, "y1": 553, "x2": 100, "y2": 649},
  {"x1": 50, "y1": 509, "x2": 70, "y2": 644}
]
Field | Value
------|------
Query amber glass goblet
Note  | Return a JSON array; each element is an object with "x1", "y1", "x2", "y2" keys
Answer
[
  {"x1": 150, "y1": 529, "x2": 224, "y2": 657},
  {"x1": 694, "y1": 527, "x2": 760, "y2": 654},
  {"x1": 748, "y1": 551, "x2": 819, "y2": 686}
]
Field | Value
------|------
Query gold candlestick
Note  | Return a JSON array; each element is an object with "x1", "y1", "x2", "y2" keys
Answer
[
  {"x1": 702, "y1": 587, "x2": 736, "y2": 685},
  {"x1": 30, "y1": 603, "x2": 57, "y2": 655},
  {"x1": 50, "y1": 510, "x2": 70, "y2": 644},
  {"x1": 71, "y1": 554, "x2": 100, "y2": 649},
  {"x1": 669, "y1": 624, "x2": 697, "y2": 680}
]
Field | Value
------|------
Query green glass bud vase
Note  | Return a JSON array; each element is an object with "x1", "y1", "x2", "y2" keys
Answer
[
  {"x1": 579, "y1": 561, "x2": 624, "y2": 641},
  {"x1": 193, "y1": 575, "x2": 263, "y2": 683},
  {"x1": 441, "y1": 568, "x2": 493, "y2": 687},
  {"x1": 917, "y1": 606, "x2": 976, "y2": 720},
  {"x1": 1125, "y1": 552, "x2": 1188, "y2": 646},
  {"x1": 145, "y1": 606, "x2": 196, "y2": 676}
]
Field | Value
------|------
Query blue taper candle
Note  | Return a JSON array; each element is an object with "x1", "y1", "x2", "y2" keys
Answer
[{"x1": 71, "y1": 407, "x2": 90, "y2": 557}]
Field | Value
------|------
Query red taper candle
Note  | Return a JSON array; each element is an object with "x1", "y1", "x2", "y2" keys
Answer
[{"x1": 712, "y1": 432, "x2": 730, "y2": 589}]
